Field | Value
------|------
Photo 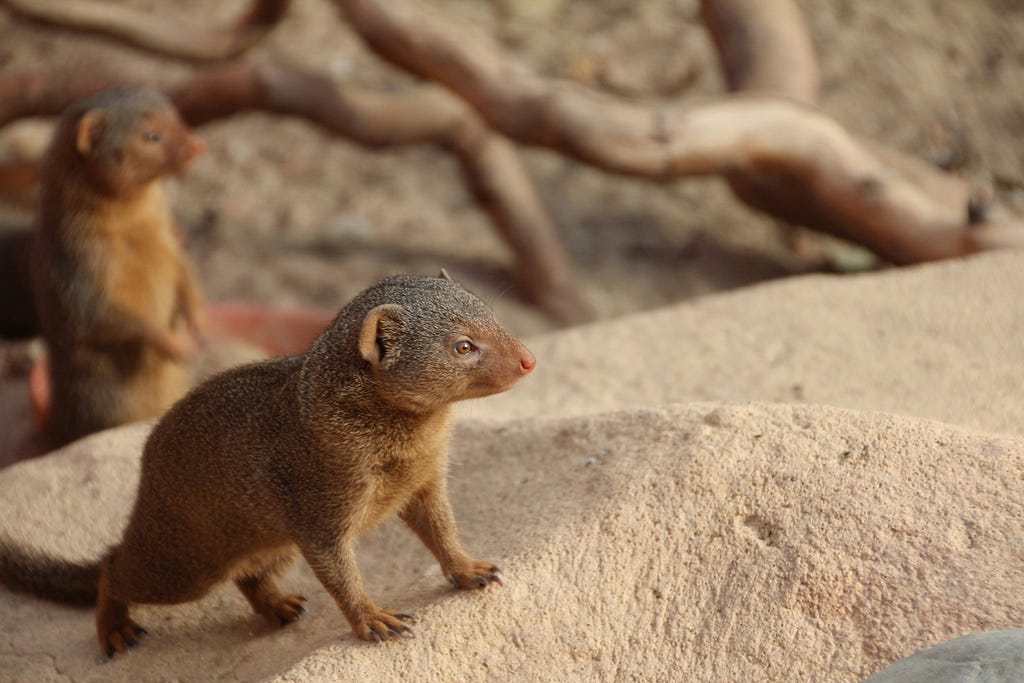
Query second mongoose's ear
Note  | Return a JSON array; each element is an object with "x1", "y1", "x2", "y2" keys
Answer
[
  {"x1": 358, "y1": 304, "x2": 406, "y2": 369},
  {"x1": 438, "y1": 268, "x2": 451, "y2": 280},
  {"x1": 76, "y1": 109, "x2": 105, "y2": 156}
]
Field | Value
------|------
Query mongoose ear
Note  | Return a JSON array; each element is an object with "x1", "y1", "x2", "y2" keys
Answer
[
  {"x1": 359, "y1": 304, "x2": 406, "y2": 369},
  {"x1": 76, "y1": 110, "x2": 105, "y2": 156},
  {"x1": 438, "y1": 268, "x2": 451, "y2": 280}
]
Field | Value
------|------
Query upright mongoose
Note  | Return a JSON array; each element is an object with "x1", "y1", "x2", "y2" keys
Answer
[
  {"x1": 32, "y1": 86, "x2": 206, "y2": 446},
  {"x1": 0, "y1": 227, "x2": 36, "y2": 339},
  {"x1": 0, "y1": 273, "x2": 536, "y2": 656}
]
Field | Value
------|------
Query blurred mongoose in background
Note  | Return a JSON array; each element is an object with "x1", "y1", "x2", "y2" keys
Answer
[
  {"x1": 0, "y1": 227, "x2": 36, "y2": 339},
  {"x1": 32, "y1": 86, "x2": 206, "y2": 447},
  {"x1": 0, "y1": 272, "x2": 536, "y2": 656}
]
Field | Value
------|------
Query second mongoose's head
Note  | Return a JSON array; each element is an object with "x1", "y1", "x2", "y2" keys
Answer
[
  {"x1": 319, "y1": 272, "x2": 535, "y2": 413},
  {"x1": 54, "y1": 86, "x2": 204, "y2": 197}
]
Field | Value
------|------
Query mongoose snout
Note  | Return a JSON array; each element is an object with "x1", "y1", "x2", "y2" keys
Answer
[{"x1": 520, "y1": 348, "x2": 537, "y2": 374}]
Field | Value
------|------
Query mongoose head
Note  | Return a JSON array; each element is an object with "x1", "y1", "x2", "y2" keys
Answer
[
  {"x1": 314, "y1": 273, "x2": 535, "y2": 414},
  {"x1": 55, "y1": 86, "x2": 204, "y2": 197}
]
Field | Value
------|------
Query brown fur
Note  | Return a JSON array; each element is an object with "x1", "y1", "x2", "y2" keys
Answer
[
  {"x1": 0, "y1": 274, "x2": 535, "y2": 656},
  {"x1": 32, "y1": 86, "x2": 206, "y2": 446},
  {"x1": 0, "y1": 227, "x2": 37, "y2": 339}
]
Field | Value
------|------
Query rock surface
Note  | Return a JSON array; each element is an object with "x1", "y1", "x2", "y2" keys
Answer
[{"x1": 0, "y1": 253, "x2": 1022, "y2": 682}]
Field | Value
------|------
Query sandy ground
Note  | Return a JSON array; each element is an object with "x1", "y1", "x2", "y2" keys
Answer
[
  {"x1": 1, "y1": 1, "x2": 1023, "y2": 681},
  {"x1": 0, "y1": 253, "x2": 1022, "y2": 682}
]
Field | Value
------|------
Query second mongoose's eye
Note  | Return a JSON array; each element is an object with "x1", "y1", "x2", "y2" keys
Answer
[
  {"x1": 143, "y1": 131, "x2": 163, "y2": 143},
  {"x1": 455, "y1": 339, "x2": 475, "y2": 355}
]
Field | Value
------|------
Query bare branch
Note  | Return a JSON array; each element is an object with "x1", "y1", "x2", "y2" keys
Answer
[
  {"x1": 699, "y1": 0, "x2": 819, "y2": 103},
  {"x1": 332, "y1": 0, "x2": 1023, "y2": 262},
  {"x1": 0, "y1": 0, "x2": 290, "y2": 62},
  {"x1": 0, "y1": 65, "x2": 590, "y2": 323},
  {"x1": 0, "y1": 72, "x2": 122, "y2": 126}
]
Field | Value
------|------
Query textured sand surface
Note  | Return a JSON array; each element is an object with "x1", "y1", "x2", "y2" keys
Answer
[{"x1": 1, "y1": 253, "x2": 1022, "y2": 682}]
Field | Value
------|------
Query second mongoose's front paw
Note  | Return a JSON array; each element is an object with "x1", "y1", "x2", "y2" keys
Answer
[{"x1": 447, "y1": 560, "x2": 504, "y2": 589}]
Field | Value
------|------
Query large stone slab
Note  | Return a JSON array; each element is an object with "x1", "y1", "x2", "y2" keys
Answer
[
  {"x1": 472, "y1": 252, "x2": 1024, "y2": 437},
  {"x1": 1, "y1": 403, "x2": 1021, "y2": 682}
]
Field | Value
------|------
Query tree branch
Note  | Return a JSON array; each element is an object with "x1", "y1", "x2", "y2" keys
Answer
[
  {"x1": 332, "y1": 0, "x2": 1023, "y2": 263},
  {"x1": 0, "y1": 64, "x2": 590, "y2": 323},
  {"x1": 0, "y1": 0, "x2": 290, "y2": 62},
  {"x1": 699, "y1": 0, "x2": 819, "y2": 103}
]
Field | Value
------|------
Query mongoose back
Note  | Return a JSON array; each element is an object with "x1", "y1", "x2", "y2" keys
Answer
[
  {"x1": 32, "y1": 85, "x2": 206, "y2": 447},
  {"x1": 0, "y1": 272, "x2": 536, "y2": 656}
]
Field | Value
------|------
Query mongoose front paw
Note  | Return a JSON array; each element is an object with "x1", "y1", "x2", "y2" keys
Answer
[
  {"x1": 272, "y1": 594, "x2": 307, "y2": 627},
  {"x1": 447, "y1": 560, "x2": 504, "y2": 589},
  {"x1": 353, "y1": 608, "x2": 416, "y2": 642},
  {"x1": 101, "y1": 618, "x2": 148, "y2": 658}
]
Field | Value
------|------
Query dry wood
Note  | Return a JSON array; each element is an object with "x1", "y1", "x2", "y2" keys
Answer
[
  {"x1": 0, "y1": 0, "x2": 289, "y2": 62},
  {"x1": 4, "y1": 0, "x2": 1021, "y2": 296},
  {"x1": 0, "y1": 66, "x2": 589, "y2": 324},
  {"x1": 699, "y1": 0, "x2": 819, "y2": 103},
  {"x1": 333, "y1": 0, "x2": 1023, "y2": 262}
]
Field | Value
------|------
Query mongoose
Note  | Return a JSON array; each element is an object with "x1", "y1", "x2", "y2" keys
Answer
[
  {"x1": 32, "y1": 86, "x2": 206, "y2": 447},
  {"x1": 0, "y1": 273, "x2": 536, "y2": 656},
  {"x1": 0, "y1": 227, "x2": 36, "y2": 339}
]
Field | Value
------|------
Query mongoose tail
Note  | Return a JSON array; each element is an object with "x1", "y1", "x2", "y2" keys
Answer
[{"x1": 0, "y1": 541, "x2": 100, "y2": 606}]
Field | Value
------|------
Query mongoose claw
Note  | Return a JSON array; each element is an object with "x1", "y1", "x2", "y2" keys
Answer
[
  {"x1": 273, "y1": 594, "x2": 308, "y2": 627},
  {"x1": 448, "y1": 561, "x2": 505, "y2": 589},
  {"x1": 102, "y1": 620, "x2": 148, "y2": 658},
  {"x1": 357, "y1": 608, "x2": 417, "y2": 643}
]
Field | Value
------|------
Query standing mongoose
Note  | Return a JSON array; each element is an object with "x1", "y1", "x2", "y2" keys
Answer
[
  {"x1": 0, "y1": 227, "x2": 37, "y2": 339},
  {"x1": 0, "y1": 273, "x2": 536, "y2": 656},
  {"x1": 32, "y1": 86, "x2": 206, "y2": 447}
]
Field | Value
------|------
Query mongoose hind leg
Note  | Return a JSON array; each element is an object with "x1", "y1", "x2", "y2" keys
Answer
[
  {"x1": 234, "y1": 550, "x2": 306, "y2": 627},
  {"x1": 96, "y1": 567, "x2": 147, "y2": 657},
  {"x1": 235, "y1": 574, "x2": 307, "y2": 627},
  {"x1": 96, "y1": 545, "x2": 221, "y2": 657}
]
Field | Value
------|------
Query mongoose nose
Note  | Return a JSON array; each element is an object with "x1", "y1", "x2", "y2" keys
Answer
[
  {"x1": 180, "y1": 134, "x2": 206, "y2": 163},
  {"x1": 519, "y1": 350, "x2": 536, "y2": 375}
]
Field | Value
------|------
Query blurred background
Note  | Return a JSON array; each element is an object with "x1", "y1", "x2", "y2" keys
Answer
[{"x1": 1, "y1": 0, "x2": 1022, "y2": 338}]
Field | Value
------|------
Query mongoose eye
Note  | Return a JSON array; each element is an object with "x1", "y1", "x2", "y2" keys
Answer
[
  {"x1": 454, "y1": 339, "x2": 476, "y2": 355},
  {"x1": 143, "y1": 130, "x2": 163, "y2": 143}
]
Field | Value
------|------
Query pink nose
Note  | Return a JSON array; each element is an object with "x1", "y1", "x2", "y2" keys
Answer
[{"x1": 520, "y1": 350, "x2": 536, "y2": 374}]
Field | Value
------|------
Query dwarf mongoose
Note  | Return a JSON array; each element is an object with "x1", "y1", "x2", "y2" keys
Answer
[
  {"x1": 0, "y1": 273, "x2": 536, "y2": 656},
  {"x1": 0, "y1": 227, "x2": 36, "y2": 339},
  {"x1": 32, "y1": 86, "x2": 206, "y2": 446}
]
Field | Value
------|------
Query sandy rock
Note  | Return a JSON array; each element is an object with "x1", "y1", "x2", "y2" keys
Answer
[
  {"x1": 1, "y1": 254, "x2": 1022, "y2": 681},
  {"x1": 472, "y1": 252, "x2": 1024, "y2": 437},
  {"x1": 1, "y1": 403, "x2": 1022, "y2": 682}
]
